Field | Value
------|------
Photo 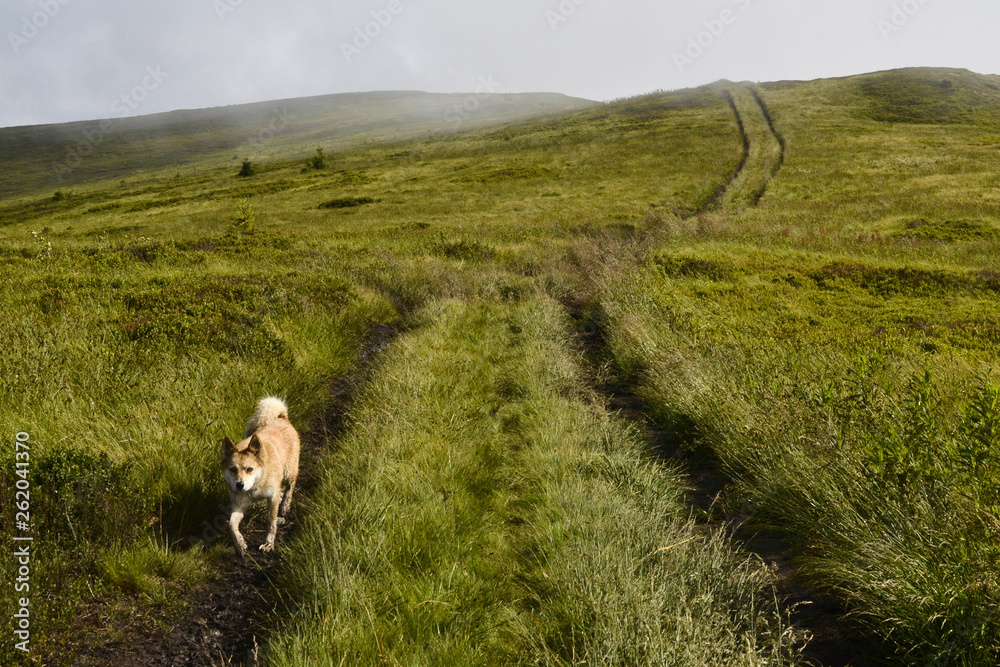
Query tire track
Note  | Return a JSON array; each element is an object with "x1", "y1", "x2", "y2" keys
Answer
[
  {"x1": 563, "y1": 280, "x2": 880, "y2": 667},
  {"x1": 710, "y1": 85, "x2": 785, "y2": 212},
  {"x1": 564, "y1": 88, "x2": 879, "y2": 665},
  {"x1": 704, "y1": 89, "x2": 751, "y2": 211},
  {"x1": 750, "y1": 87, "x2": 787, "y2": 168},
  {"x1": 747, "y1": 86, "x2": 787, "y2": 205}
]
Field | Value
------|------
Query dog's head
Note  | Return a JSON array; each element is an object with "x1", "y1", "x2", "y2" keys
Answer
[{"x1": 221, "y1": 434, "x2": 263, "y2": 494}]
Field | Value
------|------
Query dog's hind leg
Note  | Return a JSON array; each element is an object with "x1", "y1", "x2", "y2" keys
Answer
[{"x1": 260, "y1": 492, "x2": 283, "y2": 552}]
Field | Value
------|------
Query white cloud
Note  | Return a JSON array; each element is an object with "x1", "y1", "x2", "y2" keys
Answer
[{"x1": 0, "y1": 0, "x2": 997, "y2": 127}]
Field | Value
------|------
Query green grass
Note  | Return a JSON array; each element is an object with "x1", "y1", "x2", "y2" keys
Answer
[
  {"x1": 2, "y1": 67, "x2": 1000, "y2": 665},
  {"x1": 0, "y1": 228, "x2": 402, "y2": 661},
  {"x1": 0, "y1": 85, "x2": 746, "y2": 664},
  {"x1": 263, "y1": 297, "x2": 796, "y2": 665},
  {"x1": 586, "y1": 69, "x2": 1000, "y2": 664},
  {"x1": 593, "y1": 241, "x2": 1000, "y2": 662}
]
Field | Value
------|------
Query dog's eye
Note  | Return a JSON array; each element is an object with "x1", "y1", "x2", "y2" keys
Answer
[
  {"x1": 230, "y1": 467, "x2": 237, "y2": 474},
  {"x1": 245, "y1": 467, "x2": 254, "y2": 473}
]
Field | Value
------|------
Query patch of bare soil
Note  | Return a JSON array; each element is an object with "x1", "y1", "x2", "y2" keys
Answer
[{"x1": 81, "y1": 551, "x2": 277, "y2": 666}]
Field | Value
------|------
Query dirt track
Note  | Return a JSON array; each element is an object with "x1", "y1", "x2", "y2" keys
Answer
[{"x1": 80, "y1": 323, "x2": 398, "y2": 667}]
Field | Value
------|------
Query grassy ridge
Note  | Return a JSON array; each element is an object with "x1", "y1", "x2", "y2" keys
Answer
[
  {"x1": 752, "y1": 70, "x2": 1000, "y2": 247},
  {"x1": 264, "y1": 296, "x2": 797, "y2": 665},
  {"x1": 856, "y1": 68, "x2": 1000, "y2": 126}
]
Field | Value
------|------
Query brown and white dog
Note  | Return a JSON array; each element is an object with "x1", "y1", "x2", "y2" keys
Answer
[{"x1": 221, "y1": 397, "x2": 300, "y2": 556}]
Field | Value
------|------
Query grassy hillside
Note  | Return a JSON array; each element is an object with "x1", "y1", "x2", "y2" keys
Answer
[
  {"x1": 589, "y1": 68, "x2": 1000, "y2": 664},
  {"x1": 856, "y1": 67, "x2": 1000, "y2": 126},
  {"x1": 0, "y1": 90, "x2": 596, "y2": 199},
  {"x1": 1, "y1": 67, "x2": 999, "y2": 665},
  {"x1": 0, "y1": 83, "x2": 785, "y2": 665}
]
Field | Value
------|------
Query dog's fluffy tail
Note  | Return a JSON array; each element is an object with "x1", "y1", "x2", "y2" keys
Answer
[{"x1": 244, "y1": 397, "x2": 289, "y2": 437}]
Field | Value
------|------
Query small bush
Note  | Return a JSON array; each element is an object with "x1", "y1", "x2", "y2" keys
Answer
[
  {"x1": 456, "y1": 165, "x2": 551, "y2": 183},
  {"x1": 308, "y1": 146, "x2": 327, "y2": 170},
  {"x1": 13, "y1": 448, "x2": 153, "y2": 548},
  {"x1": 232, "y1": 198, "x2": 255, "y2": 231},
  {"x1": 101, "y1": 538, "x2": 210, "y2": 601},
  {"x1": 87, "y1": 202, "x2": 124, "y2": 214},
  {"x1": 431, "y1": 234, "x2": 496, "y2": 261},
  {"x1": 896, "y1": 218, "x2": 997, "y2": 243},
  {"x1": 318, "y1": 196, "x2": 377, "y2": 209},
  {"x1": 238, "y1": 159, "x2": 256, "y2": 178}
]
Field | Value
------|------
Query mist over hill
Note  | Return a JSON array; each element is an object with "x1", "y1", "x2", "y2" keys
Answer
[{"x1": 0, "y1": 90, "x2": 597, "y2": 199}]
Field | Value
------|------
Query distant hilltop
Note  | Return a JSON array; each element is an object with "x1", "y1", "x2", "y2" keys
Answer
[{"x1": 0, "y1": 90, "x2": 597, "y2": 199}]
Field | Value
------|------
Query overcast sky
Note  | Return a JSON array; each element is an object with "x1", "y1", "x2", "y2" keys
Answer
[{"x1": 1, "y1": 0, "x2": 997, "y2": 128}]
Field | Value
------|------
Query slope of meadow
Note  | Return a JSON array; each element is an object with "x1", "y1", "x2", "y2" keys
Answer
[
  {"x1": 0, "y1": 84, "x2": 802, "y2": 665},
  {"x1": 0, "y1": 90, "x2": 597, "y2": 199},
  {"x1": 2, "y1": 67, "x2": 999, "y2": 666}
]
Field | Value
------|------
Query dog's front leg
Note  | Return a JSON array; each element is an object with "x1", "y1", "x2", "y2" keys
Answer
[
  {"x1": 260, "y1": 491, "x2": 283, "y2": 552},
  {"x1": 229, "y1": 508, "x2": 248, "y2": 557}
]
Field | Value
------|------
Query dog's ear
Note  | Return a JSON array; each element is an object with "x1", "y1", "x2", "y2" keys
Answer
[
  {"x1": 221, "y1": 436, "x2": 236, "y2": 455},
  {"x1": 247, "y1": 434, "x2": 261, "y2": 455}
]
